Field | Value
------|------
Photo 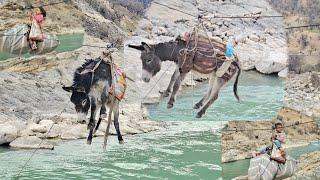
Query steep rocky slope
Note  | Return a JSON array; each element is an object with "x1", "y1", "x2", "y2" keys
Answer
[
  {"x1": 268, "y1": 0, "x2": 320, "y2": 73},
  {"x1": 284, "y1": 72, "x2": 320, "y2": 118}
]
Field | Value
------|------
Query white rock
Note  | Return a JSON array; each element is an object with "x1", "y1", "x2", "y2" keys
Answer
[
  {"x1": 10, "y1": 136, "x2": 54, "y2": 150},
  {"x1": 255, "y1": 61, "x2": 287, "y2": 74},
  {"x1": 60, "y1": 124, "x2": 87, "y2": 140},
  {"x1": 38, "y1": 123, "x2": 63, "y2": 138},
  {"x1": 216, "y1": 21, "x2": 223, "y2": 26},
  {"x1": 156, "y1": 27, "x2": 168, "y2": 36},
  {"x1": 235, "y1": 34, "x2": 247, "y2": 44},
  {"x1": 19, "y1": 128, "x2": 36, "y2": 137},
  {"x1": 249, "y1": 34, "x2": 259, "y2": 42},
  {"x1": 139, "y1": 19, "x2": 153, "y2": 32},
  {"x1": 278, "y1": 67, "x2": 288, "y2": 78},
  {"x1": 39, "y1": 120, "x2": 54, "y2": 127},
  {"x1": 29, "y1": 123, "x2": 47, "y2": 133},
  {"x1": 0, "y1": 123, "x2": 18, "y2": 145}
]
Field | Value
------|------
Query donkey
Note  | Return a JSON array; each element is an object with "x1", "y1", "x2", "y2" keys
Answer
[
  {"x1": 63, "y1": 58, "x2": 123, "y2": 144},
  {"x1": 128, "y1": 38, "x2": 241, "y2": 118}
]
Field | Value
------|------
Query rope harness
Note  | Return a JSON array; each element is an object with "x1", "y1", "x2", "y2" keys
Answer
[{"x1": 178, "y1": 18, "x2": 235, "y2": 75}]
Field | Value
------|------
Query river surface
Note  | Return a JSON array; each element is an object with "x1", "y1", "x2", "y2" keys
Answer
[{"x1": 0, "y1": 71, "x2": 294, "y2": 180}]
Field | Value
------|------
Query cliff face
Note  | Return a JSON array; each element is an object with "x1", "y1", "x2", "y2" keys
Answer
[
  {"x1": 284, "y1": 72, "x2": 320, "y2": 118},
  {"x1": 267, "y1": 0, "x2": 320, "y2": 73}
]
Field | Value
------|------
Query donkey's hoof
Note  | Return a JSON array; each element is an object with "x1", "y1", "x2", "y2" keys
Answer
[
  {"x1": 119, "y1": 140, "x2": 124, "y2": 144},
  {"x1": 167, "y1": 103, "x2": 174, "y2": 109},
  {"x1": 87, "y1": 139, "x2": 92, "y2": 145},
  {"x1": 196, "y1": 113, "x2": 202, "y2": 118}
]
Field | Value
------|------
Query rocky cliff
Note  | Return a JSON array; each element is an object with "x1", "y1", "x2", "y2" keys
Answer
[
  {"x1": 268, "y1": 0, "x2": 320, "y2": 74},
  {"x1": 284, "y1": 72, "x2": 320, "y2": 118}
]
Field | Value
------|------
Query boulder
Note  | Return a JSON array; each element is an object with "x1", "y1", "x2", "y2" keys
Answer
[
  {"x1": 37, "y1": 123, "x2": 63, "y2": 139},
  {"x1": 278, "y1": 67, "x2": 289, "y2": 78},
  {"x1": 9, "y1": 136, "x2": 54, "y2": 150},
  {"x1": 0, "y1": 123, "x2": 18, "y2": 145},
  {"x1": 255, "y1": 61, "x2": 287, "y2": 74},
  {"x1": 249, "y1": 34, "x2": 259, "y2": 42},
  {"x1": 28, "y1": 123, "x2": 47, "y2": 133},
  {"x1": 155, "y1": 26, "x2": 168, "y2": 36},
  {"x1": 60, "y1": 124, "x2": 87, "y2": 140},
  {"x1": 235, "y1": 34, "x2": 247, "y2": 44}
]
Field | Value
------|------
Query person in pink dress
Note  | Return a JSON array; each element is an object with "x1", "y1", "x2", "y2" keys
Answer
[{"x1": 29, "y1": 7, "x2": 46, "y2": 50}]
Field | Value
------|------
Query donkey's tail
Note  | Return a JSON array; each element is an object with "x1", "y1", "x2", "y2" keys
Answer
[{"x1": 233, "y1": 60, "x2": 241, "y2": 102}]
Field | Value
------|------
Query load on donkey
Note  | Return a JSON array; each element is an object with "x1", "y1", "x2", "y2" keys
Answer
[{"x1": 129, "y1": 21, "x2": 241, "y2": 118}]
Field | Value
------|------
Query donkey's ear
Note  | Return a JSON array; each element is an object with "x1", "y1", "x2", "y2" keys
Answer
[
  {"x1": 128, "y1": 44, "x2": 145, "y2": 51},
  {"x1": 141, "y1": 42, "x2": 151, "y2": 52},
  {"x1": 62, "y1": 86, "x2": 73, "y2": 92}
]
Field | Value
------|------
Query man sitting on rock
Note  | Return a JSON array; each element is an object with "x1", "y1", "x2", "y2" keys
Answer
[
  {"x1": 270, "y1": 122, "x2": 286, "y2": 163},
  {"x1": 253, "y1": 122, "x2": 287, "y2": 163}
]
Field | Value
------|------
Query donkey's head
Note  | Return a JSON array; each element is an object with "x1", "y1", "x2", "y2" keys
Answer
[
  {"x1": 128, "y1": 42, "x2": 161, "y2": 82},
  {"x1": 63, "y1": 85, "x2": 90, "y2": 122}
]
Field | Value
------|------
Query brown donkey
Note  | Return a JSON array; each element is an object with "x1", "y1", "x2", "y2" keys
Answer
[{"x1": 128, "y1": 37, "x2": 241, "y2": 118}]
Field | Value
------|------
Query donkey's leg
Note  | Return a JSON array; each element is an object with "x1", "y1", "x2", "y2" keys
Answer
[
  {"x1": 113, "y1": 100, "x2": 124, "y2": 144},
  {"x1": 161, "y1": 67, "x2": 180, "y2": 97},
  {"x1": 196, "y1": 77, "x2": 227, "y2": 118},
  {"x1": 167, "y1": 72, "x2": 187, "y2": 108},
  {"x1": 87, "y1": 99, "x2": 101, "y2": 144},
  {"x1": 194, "y1": 73, "x2": 216, "y2": 109},
  {"x1": 94, "y1": 103, "x2": 106, "y2": 134}
]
